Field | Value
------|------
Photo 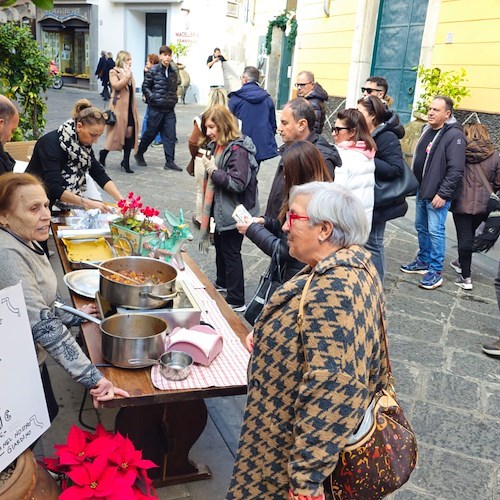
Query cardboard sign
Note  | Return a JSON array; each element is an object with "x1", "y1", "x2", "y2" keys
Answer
[{"x1": 0, "y1": 283, "x2": 50, "y2": 472}]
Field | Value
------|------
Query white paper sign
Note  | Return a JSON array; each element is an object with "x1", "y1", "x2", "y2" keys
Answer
[{"x1": 0, "y1": 283, "x2": 50, "y2": 471}]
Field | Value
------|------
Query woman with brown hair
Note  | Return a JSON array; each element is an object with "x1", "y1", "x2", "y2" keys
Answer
[
  {"x1": 357, "y1": 95, "x2": 407, "y2": 283},
  {"x1": 237, "y1": 140, "x2": 332, "y2": 282},
  {"x1": 450, "y1": 123, "x2": 500, "y2": 289},
  {"x1": 99, "y1": 50, "x2": 139, "y2": 173},
  {"x1": 198, "y1": 104, "x2": 259, "y2": 311},
  {"x1": 332, "y1": 108, "x2": 376, "y2": 231},
  {"x1": 27, "y1": 98, "x2": 122, "y2": 212}
]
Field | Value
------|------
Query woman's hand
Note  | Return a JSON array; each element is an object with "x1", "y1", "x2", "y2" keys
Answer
[
  {"x1": 245, "y1": 330, "x2": 254, "y2": 353},
  {"x1": 236, "y1": 217, "x2": 264, "y2": 235},
  {"x1": 79, "y1": 302, "x2": 99, "y2": 321},
  {"x1": 202, "y1": 155, "x2": 217, "y2": 176},
  {"x1": 83, "y1": 198, "x2": 114, "y2": 213},
  {"x1": 89, "y1": 377, "x2": 130, "y2": 408}
]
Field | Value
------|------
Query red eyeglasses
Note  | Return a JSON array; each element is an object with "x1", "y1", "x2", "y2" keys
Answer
[{"x1": 285, "y1": 211, "x2": 310, "y2": 228}]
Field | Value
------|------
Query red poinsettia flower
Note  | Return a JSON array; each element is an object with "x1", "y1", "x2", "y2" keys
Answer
[
  {"x1": 55, "y1": 425, "x2": 116, "y2": 467},
  {"x1": 109, "y1": 433, "x2": 157, "y2": 487},
  {"x1": 61, "y1": 455, "x2": 122, "y2": 499}
]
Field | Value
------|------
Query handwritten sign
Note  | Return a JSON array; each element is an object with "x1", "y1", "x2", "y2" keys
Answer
[{"x1": 0, "y1": 283, "x2": 50, "y2": 472}]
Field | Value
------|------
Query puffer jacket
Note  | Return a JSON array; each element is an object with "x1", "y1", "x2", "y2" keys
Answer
[
  {"x1": 372, "y1": 114, "x2": 408, "y2": 223},
  {"x1": 451, "y1": 139, "x2": 500, "y2": 215},
  {"x1": 229, "y1": 82, "x2": 278, "y2": 162},
  {"x1": 211, "y1": 135, "x2": 260, "y2": 231},
  {"x1": 306, "y1": 82, "x2": 328, "y2": 134},
  {"x1": 413, "y1": 116, "x2": 466, "y2": 200},
  {"x1": 142, "y1": 62, "x2": 180, "y2": 112}
]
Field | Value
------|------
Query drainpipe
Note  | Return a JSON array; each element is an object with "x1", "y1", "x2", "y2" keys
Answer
[{"x1": 324, "y1": 0, "x2": 330, "y2": 17}]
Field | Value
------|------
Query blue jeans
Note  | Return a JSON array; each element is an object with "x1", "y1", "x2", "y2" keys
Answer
[
  {"x1": 139, "y1": 107, "x2": 176, "y2": 162},
  {"x1": 415, "y1": 193, "x2": 451, "y2": 273},
  {"x1": 366, "y1": 220, "x2": 386, "y2": 284},
  {"x1": 141, "y1": 106, "x2": 161, "y2": 143}
]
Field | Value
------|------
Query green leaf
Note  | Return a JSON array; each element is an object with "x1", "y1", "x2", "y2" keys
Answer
[
  {"x1": 0, "y1": 0, "x2": 18, "y2": 7},
  {"x1": 31, "y1": 0, "x2": 54, "y2": 9}
]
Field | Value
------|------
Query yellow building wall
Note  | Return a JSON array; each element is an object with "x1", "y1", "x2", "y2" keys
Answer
[
  {"x1": 294, "y1": 0, "x2": 357, "y2": 96},
  {"x1": 428, "y1": 0, "x2": 500, "y2": 113}
]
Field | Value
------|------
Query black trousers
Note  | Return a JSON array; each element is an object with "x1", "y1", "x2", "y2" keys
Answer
[
  {"x1": 214, "y1": 228, "x2": 245, "y2": 305},
  {"x1": 139, "y1": 107, "x2": 176, "y2": 163},
  {"x1": 452, "y1": 212, "x2": 486, "y2": 278}
]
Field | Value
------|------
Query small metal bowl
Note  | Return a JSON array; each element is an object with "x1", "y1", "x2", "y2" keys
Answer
[{"x1": 159, "y1": 351, "x2": 193, "y2": 381}]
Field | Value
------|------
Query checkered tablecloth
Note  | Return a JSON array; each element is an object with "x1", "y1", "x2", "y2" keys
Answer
[{"x1": 151, "y1": 264, "x2": 250, "y2": 391}]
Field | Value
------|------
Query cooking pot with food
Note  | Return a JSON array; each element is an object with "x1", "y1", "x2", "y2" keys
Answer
[
  {"x1": 99, "y1": 256, "x2": 178, "y2": 309},
  {"x1": 101, "y1": 313, "x2": 168, "y2": 368}
]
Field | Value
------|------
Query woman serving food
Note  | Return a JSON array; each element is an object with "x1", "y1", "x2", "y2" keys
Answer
[{"x1": 27, "y1": 98, "x2": 123, "y2": 212}]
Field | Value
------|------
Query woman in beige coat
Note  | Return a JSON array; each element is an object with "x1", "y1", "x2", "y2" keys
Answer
[{"x1": 99, "y1": 50, "x2": 139, "y2": 173}]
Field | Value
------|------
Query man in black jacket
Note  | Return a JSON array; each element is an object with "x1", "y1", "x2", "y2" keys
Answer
[
  {"x1": 0, "y1": 95, "x2": 19, "y2": 174},
  {"x1": 401, "y1": 95, "x2": 466, "y2": 290},
  {"x1": 135, "y1": 45, "x2": 181, "y2": 171},
  {"x1": 265, "y1": 97, "x2": 341, "y2": 219},
  {"x1": 295, "y1": 70, "x2": 328, "y2": 134}
]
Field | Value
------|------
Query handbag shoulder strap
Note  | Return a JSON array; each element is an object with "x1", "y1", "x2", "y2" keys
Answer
[
  {"x1": 297, "y1": 259, "x2": 393, "y2": 382},
  {"x1": 476, "y1": 165, "x2": 494, "y2": 194}
]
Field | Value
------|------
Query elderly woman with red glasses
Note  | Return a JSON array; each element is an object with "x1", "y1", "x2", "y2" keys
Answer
[{"x1": 228, "y1": 181, "x2": 388, "y2": 499}]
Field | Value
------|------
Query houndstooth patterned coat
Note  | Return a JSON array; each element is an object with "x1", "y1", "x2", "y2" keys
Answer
[{"x1": 227, "y1": 245, "x2": 389, "y2": 499}]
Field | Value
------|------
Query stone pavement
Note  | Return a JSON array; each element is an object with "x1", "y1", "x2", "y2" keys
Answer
[{"x1": 33, "y1": 87, "x2": 500, "y2": 499}]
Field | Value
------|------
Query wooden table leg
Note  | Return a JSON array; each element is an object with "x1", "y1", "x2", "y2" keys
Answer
[{"x1": 114, "y1": 399, "x2": 212, "y2": 486}]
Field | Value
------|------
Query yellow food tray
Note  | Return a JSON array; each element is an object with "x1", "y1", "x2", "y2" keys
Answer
[{"x1": 62, "y1": 237, "x2": 114, "y2": 264}]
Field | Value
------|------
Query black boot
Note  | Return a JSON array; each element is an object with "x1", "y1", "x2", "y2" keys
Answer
[
  {"x1": 99, "y1": 149, "x2": 108, "y2": 167},
  {"x1": 121, "y1": 138, "x2": 134, "y2": 174},
  {"x1": 134, "y1": 150, "x2": 147, "y2": 166}
]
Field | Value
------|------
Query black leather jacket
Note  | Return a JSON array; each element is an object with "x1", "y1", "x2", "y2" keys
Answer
[{"x1": 142, "y1": 62, "x2": 180, "y2": 112}]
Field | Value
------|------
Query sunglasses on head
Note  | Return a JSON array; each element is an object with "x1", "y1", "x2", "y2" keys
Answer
[{"x1": 361, "y1": 87, "x2": 383, "y2": 94}]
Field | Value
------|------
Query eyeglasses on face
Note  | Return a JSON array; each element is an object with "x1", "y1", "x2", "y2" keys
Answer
[
  {"x1": 361, "y1": 87, "x2": 383, "y2": 94},
  {"x1": 332, "y1": 126, "x2": 351, "y2": 134},
  {"x1": 295, "y1": 82, "x2": 312, "y2": 88},
  {"x1": 285, "y1": 211, "x2": 310, "y2": 227}
]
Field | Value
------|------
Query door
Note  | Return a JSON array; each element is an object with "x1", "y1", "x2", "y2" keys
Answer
[
  {"x1": 371, "y1": 0, "x2": 429, "y2": 123},
  {"x1": 277, "y1": 32, "x2": 294, "y2": 109},
  {"x1": 146, "y1": 13, "x2": 166, "y2": 61}
]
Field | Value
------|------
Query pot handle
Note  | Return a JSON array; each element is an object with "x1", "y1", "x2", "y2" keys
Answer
[{"x1": 140, "y1": 290, "x2": 178, "y2": 301}]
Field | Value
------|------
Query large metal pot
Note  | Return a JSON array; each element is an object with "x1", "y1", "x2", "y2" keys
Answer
[
  {"x1": 101, "y1": 313, "x2": 168, "y2": 368},
  {"x1": 99, "y1": 256, "x2": 178, "y2": 309}
]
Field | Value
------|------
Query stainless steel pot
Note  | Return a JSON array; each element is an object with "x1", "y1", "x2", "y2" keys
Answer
[
  {"x1": 100, "y1": 313, "x2": 168, "y2": 368},
  {"x1": 99, "y1": 256, "x2": 178, "y2": 309},
  {"x1": 128, "y1": 351, "x2": 193, "y2": 381}
]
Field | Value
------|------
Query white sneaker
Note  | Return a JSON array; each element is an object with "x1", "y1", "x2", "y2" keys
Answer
[{"x1": 455, "y1": 275, "x2": 473, "y2": 290}]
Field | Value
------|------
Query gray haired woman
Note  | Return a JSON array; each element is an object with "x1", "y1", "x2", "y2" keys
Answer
[{"x1": 228, "y1": 182, "x2": 388, "y2": 499}]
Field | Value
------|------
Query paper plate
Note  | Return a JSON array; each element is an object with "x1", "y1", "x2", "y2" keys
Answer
[{"x1": 63, "y1": 270, "x2": 100, "y2": 299}]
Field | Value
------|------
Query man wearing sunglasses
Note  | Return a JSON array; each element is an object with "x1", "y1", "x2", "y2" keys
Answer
[
  {"x1": 361, "y1": 76, "x2": 389, "y2": 102},
  {"x1": 265, "y1": 97, "x2": 341, "y2": 219},
  {"x1": 295, "y1": 71, "x2": 328, "y2": 134}
]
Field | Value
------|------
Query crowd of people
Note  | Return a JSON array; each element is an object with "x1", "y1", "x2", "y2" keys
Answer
[{"x1": 1, "y1": 45, "x2": 499, "y2": 498}]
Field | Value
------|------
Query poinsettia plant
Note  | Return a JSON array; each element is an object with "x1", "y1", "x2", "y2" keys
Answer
[
  {"x1": 41, "y1": 424, "x2": 158, "y2": 499},
  {"x1": 116, "y1": 192, "x2": 161, "y2": 233}
]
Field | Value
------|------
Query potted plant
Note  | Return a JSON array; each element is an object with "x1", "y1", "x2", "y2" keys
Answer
[
  {"x1": 412, "y1": 65, "x2": 470, "y2": 119},
  {"x1": 401, "y1": 66, "x2": 470, "y2": 162},
  {"x1": 41, "y1": 424, "x2": 157, "y2": 498},
  {"x1": 110, "y1": 192, "x2": 162, "y2": 255}
]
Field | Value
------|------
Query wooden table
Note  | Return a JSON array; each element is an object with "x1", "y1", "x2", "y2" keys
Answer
[{"x1": 52, "y1": 225, "x2": 249, "y2": 486}]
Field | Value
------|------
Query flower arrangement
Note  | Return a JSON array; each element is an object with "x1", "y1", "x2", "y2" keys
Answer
[
  {"x1": 116, "y1": 192, "x2": 160, "y2": 233},
  {"x1": 42, "y1": 424, "x2": 157, "y2": 499}
]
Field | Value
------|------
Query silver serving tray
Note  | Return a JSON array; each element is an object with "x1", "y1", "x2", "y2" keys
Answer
[{"x1": 63, "y1": 270, "x2": 100, "y2": 299}]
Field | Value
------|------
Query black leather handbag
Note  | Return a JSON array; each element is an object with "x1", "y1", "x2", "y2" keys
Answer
[
  {"x1": 104, "y1": 109, "x2": 116, "y2": 126},
  {"x1": 244, "y1": 240, "x2": 285, "y2": 325},
  {"x1": 374, "y1": 164, "x2": 419, "y2": 208}
]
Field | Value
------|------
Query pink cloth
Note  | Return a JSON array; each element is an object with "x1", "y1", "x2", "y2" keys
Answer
[{"x1": 151, "y1": 265, "x2": 250, "y2": 390}]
